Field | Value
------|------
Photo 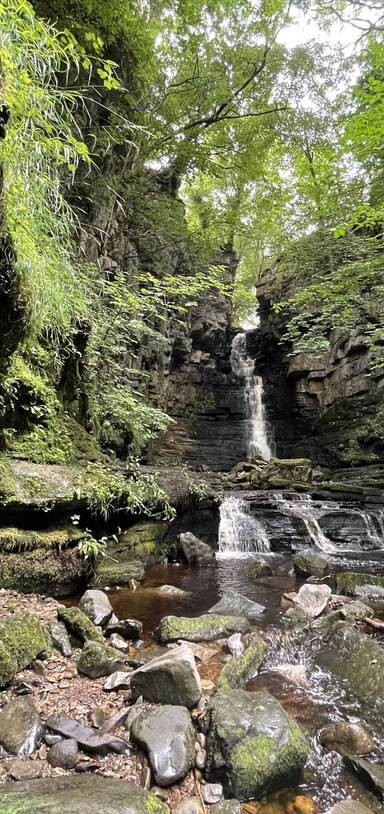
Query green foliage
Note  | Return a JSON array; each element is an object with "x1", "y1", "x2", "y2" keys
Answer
[
  {"x1": 74, "y1": 462, "x2": 176, "y2": 520},
  {"x1": 77, "y1": 536, "x2": 107, "y2": 565}
]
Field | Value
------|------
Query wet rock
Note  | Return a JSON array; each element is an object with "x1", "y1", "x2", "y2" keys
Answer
[
  {"x1": 195, "y1": 748, "x2": 206, "y2": 769},
  {"x1": 173, "y1": 797, "x2": 205, "y2": 814},
  {"x1": 0, "y1": 612, "x2": 50, "y2": 687},
  {"x1": 5, "y1": 758, "x2": 45, "y2": 781},
  {"x1": 130, "y1": 644, "x2": 201, "y2": 708},
  {"x1": 283, "y1": 607, "x2": 309, "y2": 625},
  {"x1": 319, "y1": 722, "x2": 375, "y2": 755},
  {"x1": 339, "y1": 600, "x2": 373, "y2": 621},
  {"x1": 77, "y1": 640, "x2": 126, "y2": 679},
  {"x1": 125, "y1": 696, "x2": 144, "y2": 734},
  {"x1": 58, "y1": 606, "x2": 104, "y2": 644},
  {"x1": 343, "y1": 754, "x2": 384, "y2": 800},
  {"x1": 202, "y1": 783, "x2": 223, "y2": 804},
  {"x1": 48, "y1": 738, "x2": 78, "y2": 769},
  {"x1": 109, "y1": 633, "x2": 129, "y2": 652},
  {"x1": 46, "y1": 715, "x2": 129, "y2": 754},
  {"x1": 131, "y1": 705, "x2": 195, "y2": 786},
  {"x1": 226, "y1": 633, "x2": 245, "y2": 658},
  {"x1": 0, "y1": 775, "x2": 169, "y2": 813},
  {"x1": 216, "y1": 632, "x2": 268, "y2": 691},
  {"x1": 103, "y1": 670, "x2": 132, "y2": 691},
  {"x1": 78, "y1": 589, "x2": 113, "y2": 627},
  {"x1": 150, "y1": 585, "x2": 188, "y2": 597},
  {"x1": 50, "y1": 621, "x2": 72, "y2": 657},
  {"x1": 0, "y1": 696, "x2": 43, "y2": 755},
  {"x1": 316, "y1": 622, "x2": 384, "y2": 729},
  {"x1": 324, "y1": 803, "x2": 374, "y2": 814},
  {"x1": 180, "y1": 532, "x2": 215, "y2": 566},
  {"x1": 286, "y1": 583, "x2": 331, "y2": 618},
  {"x1": 247, "y1": 560, "x2": 273, "y2": 579},
  {"x1": 293, "y1": 549, "x2": 329, "y2": 578},
  {"x1": 106, "y1": 618, "x2": 143, "y2": 640},
  {"x1": 208, "y1": 590, "x2": 265, "y2": 621},
  {"x1": 212, "y1": 801, "x2": 241, "y2": 814},
  {"x1": 273, "y1": 664, "x2": 309, "y2": 688},
  {"x1": 336, "y1": 572, "x2": 384, "y2": 598},
  {"x1": 156, "y1": 614, "x2": 250, "y2": 643},
  {"x1": 206, "y1": 689, "x2": 309, "y2": 800},
  {"x1": 90, "y1": 559, "x2": 145, "y2": 588}
]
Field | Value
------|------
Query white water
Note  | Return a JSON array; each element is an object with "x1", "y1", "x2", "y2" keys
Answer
[
  {"x1": 231, "y1": 332, "x2": 272, "y2": 461},
  {"x1": 274, "y1": 493, "x2": 339, "y2": 553},
  {"x1": 218, "y1": 494, "x2": 270, "y2": 556}
]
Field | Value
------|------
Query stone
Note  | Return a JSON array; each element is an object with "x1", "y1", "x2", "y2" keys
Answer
[
  {"x1": 131, "y1": 705, "x2": 195, "y2": 786},
  {"x1": 319, "y1": 721, "x2": 375, "y2": 755},
  {"x1": 0, "y1": 696, "x2": 43, "y2": 755},
  {"x1": 77, "y1": 640, "x2": 126, "y2": 679},
  {"x1": 173, "y1": 797, "x2": 205, "y2": 814},
  {"x1": 50, "y1": 621, "x2": 72, "y2": 657},
  {"x1": 343, "y1": 754, "x2": 384, "y2": 800},
  {"x1": 336, "y1": 572, "x2": 384, "y2": 597},
  {"x1": 101, "y1": 708, "x2": 131, "y2": 733},
  {"x1": 212, "y1": 801, "x2": 241, "y2": 814},
  {"x1": 150, "y1": 585, "x2": 188, "y2": 597},
  {"x1": 48, "y1": 738, "x2": 78, "y2": 769},
  {"x1": 180, "y1": 532, "x2": 215, "y2": 565},
  {"x1": 0, "y1": 775, "x2": 169, "y2": 813},
  {"x1": 247, "y1": 560, "x2": 273, "y2": 579},
  {"x1": 339, "y1": 601, "x2": 374, "y2": 622},
  {"x1": 107, "y1": 618, "x2": 143, "y2": 640},
  {"x1": 57, "y1": 606, "x2": 104, "y2": 644},
  {"x1": 78, "y1": 589, "x2": 113, "y2": 627},
  {"x1": 202, "y1": 784, "x2": 223, "y2": 804},
  {"x1": 324, "y1": 804, "x2": 374, "y2": 814},
  {"x1": 109, "y1": 633, "x2": 129, "y2": 652},
  {"x1": 206, "y1": 689, "x2": 310, "y2": 801},
  {"x1": 226, "y1": 633, "x2": 244, "y2": 658},
  {"x1": 130, "y1": 644, "x2": 201, "y2": 708},
  {"x1": 44, "y1": 733, "x2": 62, "y2": 746},
  {"x1": 104, "y1": 671, "x2": 132, "y2": 691},
  {"x1": 195, "y1": 748, "x2": 206, "y2": 769},
  {"x1": 216, "y1": 633, "x2": 268, "y2": 691},
  {"x1": 287, "y1": 583, "x2": 331, "y2": 618},
  {"x1": 272, "y1": 664, "x2": 309, "y2": 688},
  {"x1": 0, "y1": 612, "x2": 50, "y2": 687},
  {"x1": 208, "y1": 590, "x2": 265, "y2": 621},
  {"x1": 316, "y1": 622, "x2": 384, "y2": 729},
  {"x1": 45, "y1": 715, "x2": 129, "y2": 754},
  {"x1": 91, "y1": 558, "x2": 145, "y2": 588},
  {"x1": 156, "y1": 614, "x2": 250, "y2": 643},
  {"x1": 4, "y1": 758, "x2": 45, "y2": 781},
  {"x1": 293, "y1": 549, "x2": 329, "y2": 578},
  {"x1": 125, "y1": 697, "x2": 144, "y2": 733}
]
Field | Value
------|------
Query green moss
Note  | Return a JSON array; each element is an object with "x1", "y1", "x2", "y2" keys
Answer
[
  {"x1": 156, "y1": 614, "x2": 250, "y2": 643},
  {"x1": 77, "y1": 639, "x2": 119, "y2": 677},
  {"x1": 144, "y1": 792, "x2": 169, "y2": 814},
  {"x1": 216, "y1": 635, "x2": 268, "y2": 691},
  {"x1": 230, "y1": 728, "x2": 309, "y2": 799},
  {"x1": 58, "y1": 606, "x2": 104, "y2": 643},
  {"x1": 0, "y1": 612, "x2": 51, "y2": 686},
  {"x1": 336, "y1": 571, "x2": 384, "y2": 596},
  {"x1": 0, "y1": 457, "x2": 18, "y2": 503}
]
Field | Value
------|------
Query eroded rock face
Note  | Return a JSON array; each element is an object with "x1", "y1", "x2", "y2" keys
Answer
[
  {"x1": 180, "y1": 532, "x2": 215, "y2": 566},
  {"x1": 206, "y1": 689, "x2": 309, "y2": 801},
  {"x1": 0, "y1": 775, "x2": 169, "y2": 813},
  {"x1": 130, "y1": 644, "x2": 201, "y2": 708},
  {"x1": 78, "y1": 590, "x2": 113, "y2": 627},
  {"x1": 131, "y1": 705, "x2": 195, "y2": 786},
  {"x1": 156, "y1": 614, "x2": 250, "y2": 643},
  {"x1": 0, "y1": 696, "x2": 43, "y2": 755}
]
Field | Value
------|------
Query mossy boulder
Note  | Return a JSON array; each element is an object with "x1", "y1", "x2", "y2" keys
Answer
[
  {"x1": 77, "y1": 640, "x2": 126, "y2": 679},
  {"x1": 249, "y1": 458, "x2": 312, "y2": 489},
  {"x1": 155, "y1": 614, "x2": 250, "y2": 643},
  {"x1": 0, "y1": 775, "x2": 170, "y2": 813},
  {"x1": 0, "y1": 612, "x2": 50, "y2": 687},
  {"x1": 91, "y1": 558, "x2": 144, "y2": 588},
  {"x1": 117, "y1": 521, "x2": 168, "y2": 563},
  {"x1": 216, "y1": 633, "x2": 268, "y2": 691},
  {"x1": 336, "y1": 572, "x2": 384, "y2": 597},
  {"x1": 57, "y1": 606, "x2": 104, "y2": 644},
  {"x1": 293, "y1": 549, "x2": 329, "y2": 578},
  {"x1": 206, "y1": 689, "x2": 310, "y2": 801}
]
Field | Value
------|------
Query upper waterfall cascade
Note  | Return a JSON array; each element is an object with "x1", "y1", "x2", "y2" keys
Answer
[{"x1": 231, "y1": 332, "x2": 272, "y2": 461}]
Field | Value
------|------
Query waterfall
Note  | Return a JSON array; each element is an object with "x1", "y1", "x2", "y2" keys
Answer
[
  {"x1": 231, "y1": 332, "x2": 272, "y2": 461},
  {"x1": 273, "y1": 493, "x2": 346, "y2": 554},
  {"x1": 218, "y1": 494, "x2": 270, "y2": 557}
]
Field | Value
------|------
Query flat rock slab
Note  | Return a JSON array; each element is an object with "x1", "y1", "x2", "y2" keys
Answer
[
  {"x1": 130, "y1": 644, "x2": 201, "y2": 708},
  {"x1": 131, "y1": 705, "x2": 195, "y2": 786},
  {"x1": 156, "y1": 614, "x2": 250, "y2": 643},
  {"x1": 46, "y1": 715, "x2": 128, "y2": 755},
  {"x1": 0, "y1": 696, "x2": 42, "y2": 755},
  {"x1": 208, "y1": 590, "x2": 265, "y2": 621},
  {"x1": 206, "y1": 689, "x2": 309, "y2": 801},
  {"x1": 0, "y1": 775, "x2": 169, "y2": 813}
]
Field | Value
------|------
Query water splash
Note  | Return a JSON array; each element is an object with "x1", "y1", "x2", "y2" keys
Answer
[
  {"x1": 231, "y1": 332, "x2": 272, "y2": 460},
  {"x1": 218, "y1": 494, "x2": 270, "y2": 556}
]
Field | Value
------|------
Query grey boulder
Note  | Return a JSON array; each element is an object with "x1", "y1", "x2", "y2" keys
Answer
[
  {"x1": 130, "y1": 644, "x2": 201, "y2": 708},
  {"x1": 286, "y1": 583, "x2": 331, "y2": 618},
  {"x1": 50, "y1": 621, "x2": 72, "y2": 657},
  {"x1": 180, "y1": 532, "x2": 215, "y2": 566},
  {"x1": 131, "y1": 705, "x2": 195, "y2": 786},
  {"x1": 293, "y1": 549, "x2": 329, "y2": 578},
  {"x1": 46, "y1": 714, "x2": 128, "y2": 755},
  {"x1": 77, "y1": 640, "x2": 126, "y2": 679},
  {"x1": 156, "y1": 614, "x2": 250, "y2": 643},
  {"x1": 48, "y1": 738, "x2": 78, "y2": 769},
  {"x1": 0, "y1": 696, "x2": 43, "y2": 755},
  {"x1": 208, "y1": 590, "x2": 265, "y2": 621},
  {"x1": 78, "y1": 589, "x2": 113, "y2": 627}
]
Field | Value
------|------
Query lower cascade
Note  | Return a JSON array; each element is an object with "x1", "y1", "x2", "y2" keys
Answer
[
  {"x1": 231, "y1": 332, "x2": 273, "y2": 461},
  {"x1": 218, "y1": 494, "x2": 270, "y2": 556}
]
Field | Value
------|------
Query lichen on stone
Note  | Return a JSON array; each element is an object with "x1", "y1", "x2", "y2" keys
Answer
[{"x1": 57, "y1": 606, "x2": 104, "y2": 643}]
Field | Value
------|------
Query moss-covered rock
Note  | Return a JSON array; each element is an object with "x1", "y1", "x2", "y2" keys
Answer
[
  {"x1": 57, "y1": 606, "x2": 104, "y2": 644},
  {"x1": 77, "y1": 640, "x2": 125, "y2": 679},
  {"x1": 206, "y1": 689, "x2": 309, "y2": 801},
  {"x1": 336, "y1": 572, "x2": 384, "y2": 596},
  {"x1": 0, "y1": 612, "x2": 51, "y2": 687},
  {"x1": 0, "y1": 529, "x2": 89, "y2": 596},
  {"x1": 216, "y1": 633, "x2": 268, "y2": 691},
  {"x1": 155, "y1": 614, "x2": 250, "y2": 643},
  {"x1": 91, "y1": 558, "x2": 145, "y2": 588},
  {"x1": 293, "y1": 549, "x2": 329, "y2": 578}
]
